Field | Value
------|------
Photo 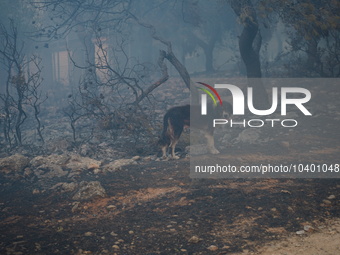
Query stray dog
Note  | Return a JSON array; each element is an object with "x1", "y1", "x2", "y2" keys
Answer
[{"x1": 158, "y1": 102, "x2": 232, "y2": 159}]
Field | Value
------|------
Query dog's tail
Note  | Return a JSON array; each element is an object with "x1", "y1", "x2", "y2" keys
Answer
[{"x1": 158, "y1": 113, "x2": 172, "y2": 147}]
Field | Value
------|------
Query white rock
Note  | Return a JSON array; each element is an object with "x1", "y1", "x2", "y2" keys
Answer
[
  {"x1": 327, "y1": 195, "x2": 336, "y2": 200},
  {"x1": 296, "y1": 230, "x2": 305, "y2": 235},
  {"x1": 207, "y1": 245, "x2": 218, "y2": 251},
  {"x1": 188, "y1": 236, "x2": 200, "y2": 244}
]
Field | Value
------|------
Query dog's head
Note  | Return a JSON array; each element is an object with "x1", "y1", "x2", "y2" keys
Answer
[{"x1": 210, "y1": 101, "x2": 233, "y2": 120}]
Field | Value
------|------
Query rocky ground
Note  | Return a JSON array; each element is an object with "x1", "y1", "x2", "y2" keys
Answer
[
  {"x1": 0, "y1": 153, "x2": 339, "y2": 254},
  {"x1": 0, "y1": 79, "x2": 339, "y2": 254}
]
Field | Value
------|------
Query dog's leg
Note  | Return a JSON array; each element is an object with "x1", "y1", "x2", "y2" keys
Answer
[
  {"x1": 161, "y1": 145, "x2": 168, "y2": 159},
  {"x1": 170, "y1": 120, "x2": 184, "y2": 159},
  {"x1": 170, "y1": 139, "x2": 180, "y2": 159},
  {"x1": 204, "y1": 132, "x2": 220, "y2": 154},
  {"x1": 159, "y1": 116, "x2": 173, "y2": 159}
]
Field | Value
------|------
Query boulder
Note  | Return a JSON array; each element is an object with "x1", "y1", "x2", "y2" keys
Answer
[
  {"x1": 30, "y1": 154, "x2": 70, "y2": 178},
  {"x1": 30, "y1": 153, "x2": 102, "y2": 178},
  {"x1": 103, "y1": 156, "x2": 139, "y2": 172},
  {"x1": 66, "y1": 154, "x2": 101, "y2": 172},
  {"x1": 235, "y1": 128, "x2": 262, "y2": 144},
  {"x1": 0, "y1": 154, "x2": 30, "y2": 174},
  {"x1": 72, "y1": 181, "x2": 106, "y2": 201}
]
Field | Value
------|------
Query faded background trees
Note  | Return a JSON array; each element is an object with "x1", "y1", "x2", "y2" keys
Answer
[
  {"x1": 0, "y1": 3, "x2": 46, "y2": 151},
  {"x1": 0, "y1": 0, "x2": 339, "y2": 154}
]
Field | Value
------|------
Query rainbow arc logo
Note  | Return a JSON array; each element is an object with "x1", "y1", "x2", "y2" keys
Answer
[
  {"x1": 196, "y1": 82, "x2": 223, "y2": 106},
  {"x1": 196, "y1": 82, "x2": 223, "y2": 115}
]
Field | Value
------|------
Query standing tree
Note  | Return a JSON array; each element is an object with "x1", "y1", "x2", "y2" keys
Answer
[
  {"x1": 260, "y1": 0, "x2": 340, "y2": 77},
  {"x1": 228, "y1": 0, "x2": 269, "y2": 108},
  {"x1": 181, "y1": 0, "x2": 228, "y2": 73},
  {"x1": 0, "y1": 20, "x2": 45, "y2": 148},
  {"x1": 31, "y1": 0, "x2": 199, "y2": 102},
  {"x1": 229, "y1": 0, "x2": 262, "y2": 78}
]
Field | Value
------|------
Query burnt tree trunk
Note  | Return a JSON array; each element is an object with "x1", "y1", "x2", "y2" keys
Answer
[
  {"x1": 195, "y1": 31, "x2": 219, "y2": 73},
  {"x1": 229, "y1": 0, "x2": 269, "y2": 109},
  {"x1": 131, "y1": 14, "x2": 200, "y2": 104},
  {"x1": 202, "y1": 42, "x2": 215, "y2": 73},
  {"x1": 76, "y1": 25, "x2": 97, "y2": 93}
]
